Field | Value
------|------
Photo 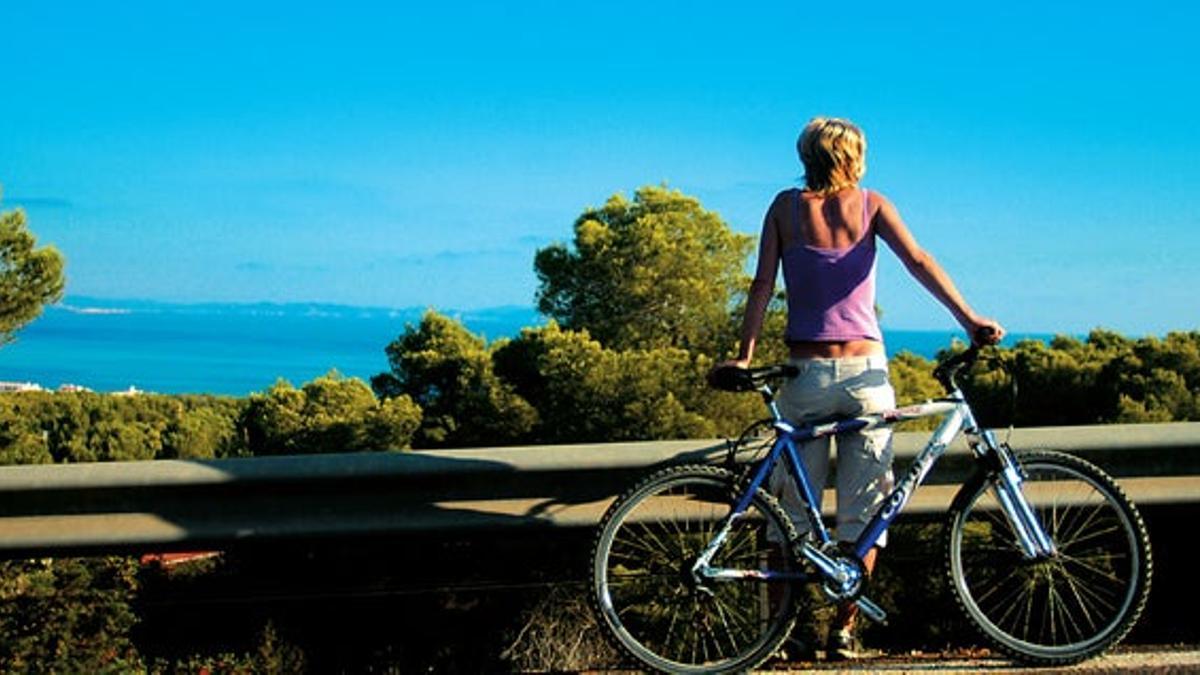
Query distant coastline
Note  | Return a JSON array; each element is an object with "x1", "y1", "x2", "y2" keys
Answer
[
  {"x1": 59, "y1": 304, "x2": 133, "y2": 316},
  {"x1": 54, "y1": 295, "x2": 539, "y2": 321},
  {"x1": 0, "y1": 297, "x2": 1063, "y2": 397}
]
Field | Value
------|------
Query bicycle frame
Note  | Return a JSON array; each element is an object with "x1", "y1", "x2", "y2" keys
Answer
[{"x1": 692, "y1": 380, "x2": 1057, "y2": 619}]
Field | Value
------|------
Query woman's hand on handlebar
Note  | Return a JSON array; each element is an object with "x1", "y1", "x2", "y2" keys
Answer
[
  {"x1": 715, "y1": 357, "x2": 751, "y2": 371},
  {"x1": 964, "y1": 316, "x2": 1005, "y2": 345}
]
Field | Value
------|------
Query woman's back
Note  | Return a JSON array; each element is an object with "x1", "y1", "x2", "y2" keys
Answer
[
  {"x1": 779, "y1": 187, "x2": 882, "y2": 345},
  {"x1": 778, "y1": 187, "x2": 871, "y2": 251}
]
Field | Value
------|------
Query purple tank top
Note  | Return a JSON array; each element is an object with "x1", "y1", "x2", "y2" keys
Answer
[{"x1": 782, "y1": 188, "x2": 883, "y2": 343}]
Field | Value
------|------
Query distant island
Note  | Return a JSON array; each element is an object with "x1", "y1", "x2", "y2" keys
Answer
[{"x1": 55, "y1": 295, "x2": 545, "y2": 326}]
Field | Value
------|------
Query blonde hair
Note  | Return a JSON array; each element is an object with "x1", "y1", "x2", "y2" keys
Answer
[{"x1": 797, "y1": 117, "x2": 867, "y2": 195}]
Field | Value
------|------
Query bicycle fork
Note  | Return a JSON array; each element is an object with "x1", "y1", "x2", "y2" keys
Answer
[{"x1": 976, "y1": 430, "x2": 1057, "y2": 558}]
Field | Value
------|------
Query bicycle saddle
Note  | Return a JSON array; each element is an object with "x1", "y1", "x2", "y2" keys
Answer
[{"x1": 707, "y1": 365, "x2": 799, "y2": 392}]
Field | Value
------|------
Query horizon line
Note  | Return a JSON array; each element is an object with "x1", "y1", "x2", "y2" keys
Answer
[{"x1": 41, "y1": 297, "x2": 1124, "y2": 339}]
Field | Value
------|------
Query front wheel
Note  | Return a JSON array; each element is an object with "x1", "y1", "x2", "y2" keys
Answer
[
  {"x1": 591, "y1": 465, "x2": 798, "y2": 673},
  {"x1": 945, "y1": 450, "x2": 1152, "y2": 665}
]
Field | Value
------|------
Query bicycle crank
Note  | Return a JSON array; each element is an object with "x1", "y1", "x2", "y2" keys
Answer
[{"x1": 855, "y1": 596, "x2": 888, "y2": 625}]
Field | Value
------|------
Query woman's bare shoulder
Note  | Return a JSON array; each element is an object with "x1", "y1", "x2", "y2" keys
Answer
[
  {"x1": 771, "y1": 187, "x2": 800, "y2": 206},
  {"x1": 865, "y1": 189, "x2": 900, "y2": 224},
  {"x1": 865, "y1": 188, "x2": 894, "y2": 208},
  {"x1": 764, "y1": 188, "x2": 798, "y2": 222}
]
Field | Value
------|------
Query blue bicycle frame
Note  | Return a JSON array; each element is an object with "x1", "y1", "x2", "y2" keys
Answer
[{"x1": 691, "y1": 378, "x2": 1056, "y2": 624}]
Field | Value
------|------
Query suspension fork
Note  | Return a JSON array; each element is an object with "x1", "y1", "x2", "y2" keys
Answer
[{"x1": 969, "y1": 426, "x2": 1057, "y2": 558}]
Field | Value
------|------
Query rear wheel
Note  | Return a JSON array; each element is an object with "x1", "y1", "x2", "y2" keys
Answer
[
  {"x1": 946, "y1": 450, "x2": 1151, "y2": 665},
  {"x1": 591, "y1": 465, "x2": 798, "y2": 673}
]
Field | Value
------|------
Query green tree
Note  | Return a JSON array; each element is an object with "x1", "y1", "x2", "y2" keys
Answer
[
  {"x1": 0, "y1": 391, "x2": 248, "y2": 464},
  {"x1": 0, "y1": 192, "x2": 66, "y2": 344},
  {"x1": 1100, "y1": 331, "x2": 1200, "y2": 422},
  {"x1": 0, "y1": 557, "x2": 143, "y2": 671},
  {"x1": 244, "y1": 372, "x2": 422, "y2": 455},
  {"x1": 493, "y1": 322, "x2": 722, "y2": 443},
  {"x1": 373, "y1": 311, "x2": 536, "y2": 448},
  {"x1": 163, "y1": 404, "x2": 238, "y2": 460},
  {"x1": 534, "y1": 185, "x2": 753, "y2": 354},
  {"x1": 952, "y1": 330, "x2": 1200, "y2": 427},
  {"x1": 0, "y1": 395, "x2": 53, "y2": 465}
]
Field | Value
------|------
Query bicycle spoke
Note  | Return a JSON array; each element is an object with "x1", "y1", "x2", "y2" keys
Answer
[
  {"x1": 970, "y1": 565, "x2": 1025, "y2": 607},
  {"x1": 615, "y1": 526, "x2": 677, "y2": 568},
  {"x1": 1058, "y1": 522, "x2": 1125, "y2": 550},
  {"x1": 984, "y1": 577, "x2": 1029, "y2": 639},
  {"x1": 714, "y1": 590, "x2": 756, "y2": 639},
  {"x1": 1061, "y1": 552, "x2": 1127, "y2": 587},
  {"x1": 712, "y1": 597, "x2": 740, "y2": 656},
  {"x1": 1056, "y1": 501, "x2": 1107, "y2": 545},
  {"x1": 616, "y1": 522, "x2": 676, "y2": 564},
  {"x1": 1056, "y1": 569, "x2": 1099, "y2": 639},
  {"x1": 1062, "y1": 566, "x2": 1119, "y2": 616}
]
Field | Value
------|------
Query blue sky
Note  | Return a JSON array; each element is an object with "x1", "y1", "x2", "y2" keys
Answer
[{"x1": 1, "y1": 1, "x2": 1196, "y2": 334}]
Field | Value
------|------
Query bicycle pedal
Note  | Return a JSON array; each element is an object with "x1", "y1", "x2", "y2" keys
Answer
[{"x1": 855, "y1": 596, "x2": 888, "y2": 625}]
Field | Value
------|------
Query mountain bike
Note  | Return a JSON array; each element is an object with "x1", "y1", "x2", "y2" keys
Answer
[{"x1": 590, "y1": 338, "x2": 1152, "y2": 673}]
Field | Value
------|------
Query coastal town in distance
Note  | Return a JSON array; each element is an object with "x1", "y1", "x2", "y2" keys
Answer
[{"x1": 0, "y1": 380, "x2": 143, "y2": 395}]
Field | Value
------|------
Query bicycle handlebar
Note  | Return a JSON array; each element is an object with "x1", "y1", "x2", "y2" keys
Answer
[
  {"x1": 707, "y1": 364, "x2": 799, "y2": 392},
  {"x1": 709, "y1": 328, "x2": 998, "y2": 395},
  {"x1": 932, "y1": 327, "x2": 998, "y2": 393}
]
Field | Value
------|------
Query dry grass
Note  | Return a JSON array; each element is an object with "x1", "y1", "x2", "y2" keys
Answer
[{"x1": 501, "y1": 583, "x2": 621, "y2": 672}]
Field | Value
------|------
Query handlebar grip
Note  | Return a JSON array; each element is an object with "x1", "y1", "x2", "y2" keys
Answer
[
  {"x1": 974, "y1": 326, "x2": 999, "y2": 345},
  {"x1": 707, "y1": 365, "x2": 800, "y2": 392},
  {"x1": 707, "y1": 366, "x2": 756, "y2": 392}
]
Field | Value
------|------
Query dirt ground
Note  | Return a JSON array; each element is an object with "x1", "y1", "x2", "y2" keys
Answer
[{"x1": 764, "y1": 644, "x2": 1200, "y2": 673}]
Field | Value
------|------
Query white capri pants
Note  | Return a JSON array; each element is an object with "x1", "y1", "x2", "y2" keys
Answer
[{"x1": 769, "y1": 354, "x2": 896, "y2": 547}]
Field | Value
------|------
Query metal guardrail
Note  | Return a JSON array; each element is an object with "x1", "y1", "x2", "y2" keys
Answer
[{"x1": 0, "y1": 423, "x2": 1196, "y2": 558}]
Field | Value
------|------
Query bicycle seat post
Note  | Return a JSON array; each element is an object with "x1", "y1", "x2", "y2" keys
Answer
[{"x1": 759, "y1": 385, "x2": 786, "y2": 424}]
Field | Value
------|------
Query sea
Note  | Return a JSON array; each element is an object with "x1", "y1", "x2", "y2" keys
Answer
[{"x1": 0, "y1": 298, "x2": 1054, "y2": 397}]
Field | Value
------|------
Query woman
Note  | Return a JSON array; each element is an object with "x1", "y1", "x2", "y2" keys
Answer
[{"x1": 723, "y1": 117, "x2": 1004, "y2": 660}]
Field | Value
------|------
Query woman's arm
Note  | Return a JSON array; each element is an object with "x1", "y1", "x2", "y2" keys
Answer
[
  {"x1": 873, "y1": 192, "x2": 1005, "y2": 343},
  {"x1": 727, "y1": 195, "x2": 784, "y2": 366}
]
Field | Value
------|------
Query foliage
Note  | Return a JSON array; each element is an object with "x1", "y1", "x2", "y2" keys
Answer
[
  {"x1": 734, "y1": 289, "x2": 793, "y2": 365},
  {"x1": 0, "y1": 392, "x2": 247, "y2": 465},
  {"x1": 534, "y1": 185, "x2": 753, "y2": 354},
  {"x1": 372, "y1": 173, "x2": 1200, "y2": 449},
  {"x1": 960, "y1": 330, "x2": 1200, "y2": 428},
  {"x1": 162, "y1": 405, "x2": 241, "y2": 460},
  {"x1": 146, "y1": 623, "x2": 306, "y2": 675},
  {"x1": 888, "y1": 351, "x2": 945, "y2": 405},
  {"x1": 0, "y1": 557, "x2": 143, "y2": 672},
  {"x1": 850, "y1": 331, "x2": 1200, "y2": 430},
  {"x1": 0, "y1": 376, "x2": 421, "y2": 466},
  {"x1": 372, "y1": 314, "x2": 767, "y2": 449},
  {"x1": 0, "y1": 193, "x2": 67, "y2": 345},
  {"x1": 243, "y1": 372, "x2": 421, "y2": 454},
  {"x1": 493, "y1": 322, "x2": 717, "y2": 443},
  {"x1": 371, "y1": 311, "x2": 536, "y2": 448}
]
